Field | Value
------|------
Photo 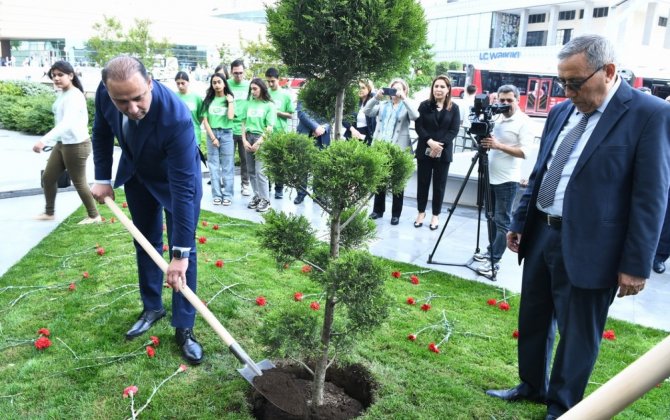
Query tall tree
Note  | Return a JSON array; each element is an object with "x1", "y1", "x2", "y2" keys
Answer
[
  {"x1": 266, "y1": 0, "x2": 427, "y2": 139},
  {"x1": 241, "y1": 35, "x2": 287, "y2": 78},
  {"x1": 86, "y1": 16, "x2": 172, "y2": 67}
]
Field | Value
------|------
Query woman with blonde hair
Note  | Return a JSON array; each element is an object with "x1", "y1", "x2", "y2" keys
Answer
[
  {"x1": 364, "y1": 78, "x2": 418, "y2": 225},
  {"x1": 414, "y1": 75, "x2": 460, "y2": 231},
  {"x1": 345, "y1": 78, "x2": 376, "y2": 145},
  {"x1": 32, "y1": 60, "x2": 100, "y2": 224}
]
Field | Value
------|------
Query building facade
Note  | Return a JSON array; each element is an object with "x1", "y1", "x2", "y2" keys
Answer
[{"x1": 423, "y1": 0, "x2": 670, "y2": 77}]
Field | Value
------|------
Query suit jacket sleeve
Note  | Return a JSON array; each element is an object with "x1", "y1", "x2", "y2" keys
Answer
[{"x1": 91, "y1": 81, "x2": 116, "y2": 181}]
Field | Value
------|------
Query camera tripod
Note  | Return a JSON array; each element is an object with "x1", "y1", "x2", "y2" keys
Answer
[{"x1": 427, "y1": 137, "x2": 498, "y2": 281}]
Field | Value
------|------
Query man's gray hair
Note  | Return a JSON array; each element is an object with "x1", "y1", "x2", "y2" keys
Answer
[
  {"x1": 497, "y1": 84, "x2": 519, "y2": 99},
  {"x1": 101, "y1": 56, "x2": 149, "y2": 84},
  {"x1": 557, "y1": 34, "x2": 617, "y2": 71}
]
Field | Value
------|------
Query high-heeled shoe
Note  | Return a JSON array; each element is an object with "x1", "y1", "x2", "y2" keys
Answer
[
  {"x1": 414, "y1": 213, "x2": 425, "y2": 228},
  {"x1": 429, "y1": 216, "x2": 439, "y2": 230}
]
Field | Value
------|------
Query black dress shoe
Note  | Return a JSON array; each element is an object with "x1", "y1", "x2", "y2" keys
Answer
[
  {"x1": 429, "y1": 224, "x2": 439, "y2": 231},
  {"x1": 545, "y1": 415, "x2": 558, "y2": 420},
  {"x1": 175, "y1": 328, "x2": 204, "y2": 365},
  {"x1": 369, "y1": 212, "x2": 382, "y2": 220},
  {"x1": 126, "y1": 308, "x2": 166, "y2": 339},
  {"x1": 391, "y1": 216, "x2": 400, "y2": 225},
  {"x1": 485, "y1": 384, "x2": 544, "y2": 403},
  {"x1": 294, "y1": 195, "x2": 305, "y2": 205},
  {"x1": 275, "y1": 191, "x2": 283, "y2": 199},
  {"x1": 653, "y1": 260, "x2": 666, "y2": 274}
]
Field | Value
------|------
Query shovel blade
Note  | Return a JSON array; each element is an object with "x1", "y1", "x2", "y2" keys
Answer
[{"x1": 239, "y1": 359, "x2": 306, "y2": 416}]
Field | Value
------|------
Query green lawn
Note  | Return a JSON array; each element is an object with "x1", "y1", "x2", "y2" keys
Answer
[{"x1": 1, "y1": 196, "x2": 668, "y2": 419}]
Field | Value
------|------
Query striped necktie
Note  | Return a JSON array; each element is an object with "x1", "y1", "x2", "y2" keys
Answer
[{"x1": 537, "y1": 111, "x2": 594, "y2": 209}]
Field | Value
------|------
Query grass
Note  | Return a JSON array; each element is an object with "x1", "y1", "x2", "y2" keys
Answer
[{"x1": 1, "y1": 193, "x2": 669, "y2": 419}]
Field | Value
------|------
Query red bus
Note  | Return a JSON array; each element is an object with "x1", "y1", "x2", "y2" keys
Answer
[{"x1": 450, "y1": 66, "x2": 670, "y2": 117}]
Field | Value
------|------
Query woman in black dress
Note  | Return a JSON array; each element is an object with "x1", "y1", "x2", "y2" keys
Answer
[{"x1": 414, "y1": 75, "x2": 460, "y2": 230}]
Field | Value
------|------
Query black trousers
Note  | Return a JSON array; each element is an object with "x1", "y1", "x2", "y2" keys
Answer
[
  {"x1": 416, "y1": 158, "x2": 450, "y2": 215},
  {"x1": 517, "y1": 214, "x2": 617, "y2": 416},
  {"x1": 372, "y1": 189, "x2": 404, "y2": 218}
]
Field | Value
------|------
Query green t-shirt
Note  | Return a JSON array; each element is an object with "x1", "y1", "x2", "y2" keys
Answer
[
  {"x1": 227, "y1": 79, "x2": 250, "y2": 135},
  {"x1": 177, "y1": 92, "x2": 203, "y2": 139},
  {"x1": 204, "y1": 96, "x2": 233, "y2": 130},
  {"x1": 243, "y1": 99, "x2": 277, "y2": 135},
  {"x1": 269, "y1": 88, "x2": 295, "y2": 133}
]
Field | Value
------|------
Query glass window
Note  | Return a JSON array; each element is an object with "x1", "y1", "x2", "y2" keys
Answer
[
  {"x1": 526, "y1": 31, "x2": 547, "y2": 47},
  {"x1": 659, "y1": 17, "x2": 668, "y2": 27},
  {"x1": 528, "y1": 13, "x2": 546, "y2": 24},
  {"x1": 558, "y1": 10, "x2": 576, "y2": 20},
  {"x1": 593, "y1": 7, "x2": 609, "y2": 18}
]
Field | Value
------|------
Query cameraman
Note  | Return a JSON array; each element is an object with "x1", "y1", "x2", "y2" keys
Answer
[{"x1": 475, "y1": 85, "x2": 534, "y2": 275}]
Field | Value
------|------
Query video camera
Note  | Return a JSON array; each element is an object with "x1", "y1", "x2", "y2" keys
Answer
[{"x1": 468, "y1": 94, "x2": 511, "y2": 138}]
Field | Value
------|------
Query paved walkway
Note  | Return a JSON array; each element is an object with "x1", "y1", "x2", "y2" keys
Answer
[{"x1": 1, "y1": 128, "x2": 669, "y2": 331}]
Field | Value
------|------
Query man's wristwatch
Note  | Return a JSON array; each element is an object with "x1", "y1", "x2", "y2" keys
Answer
[{"x1": 172, "y1": 248, "x2": 190, "y2": 260}]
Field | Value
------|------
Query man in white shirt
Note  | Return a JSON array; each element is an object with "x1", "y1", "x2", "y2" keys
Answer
[{"x1": 475, "y1": 85, "x2": 534, "y2": 275}]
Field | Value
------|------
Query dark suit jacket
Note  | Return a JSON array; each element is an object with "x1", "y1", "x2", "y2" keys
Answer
[
  {"x1": 92, "y1": 80, "x2": 203, "y2": 248},
  {"x1": 511, "y1": 80, "x2": 670, "y2": 288},
  {"x1": 296, "y1": 101, "x2": 330, "y2": 148},
  {"x1": 414, "y1": 100, "x2": 460, "y2": 163}
]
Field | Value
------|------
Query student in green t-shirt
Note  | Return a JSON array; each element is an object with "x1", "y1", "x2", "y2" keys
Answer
[
  {"x1": 265, "y1": 67, "x2": 295, "y2": 199},
  {"x1": 227, "y1": 59, "x2": 251, "y2": 196},
  {"x1": 202, "y1": 73, "x2": 235, "y2": 205},
  {"x1": 241, "y1": 78, "x2": 277, "y2": 213},
  {"x1": 174, "y1": 71, "x2": 203, "y2": 147}
]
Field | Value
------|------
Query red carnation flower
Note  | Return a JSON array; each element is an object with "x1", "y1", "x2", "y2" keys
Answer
[
  {"x1": 498, "y1": 302, "x2": 510, "y2": 311},
  {"x1": 82, "y1": 272, "x2": 90, "y2": 279},
  {"x1": 213, "y1": 224, "x2": 219, "y2": 230},
  {"x1": 293, "y1": 292, "x2": 304, "y2": 301},
  {"x1": 35, "y1": 336, "x2": 52, "y2": 350},
  {"x1": 256, "y1": 296, "x2": 267, "y2": 306},
  {"x1": 408, "y1": 334, "x2": 417, "y2": 341},
  {"x1": 487, "y1": 298, "x2": 497, "y2": 306},
  {"x1": 391, "y1": 271, "x2": 401, "y2": 278},
  {"x1": 179, "y1": 364, "x2": 188, "y2": 372},
  {"x1": 201, "y1": 299, "x2": 208, "y2": 307},
  {"x1": 110, "y1": 217, "x2": 116, "y2": 223},
  {"x1": 162, "y1": 244, "x2": 168, "y2": 253},
  {"x1": 198, "y1": 236, "x2": 207, "y2": 244},
  {"x1": 421, "y1": 303, "x2": 431, "y2": 311},
  {"x1": 123, "y1": 385, "x2": 138, "y2": 398},
  {"x1": 215, "y1": 259, "x2": 224, "y2": 268},
  {"x1": 512, "y1": 329, "x2": 519, "y2": 339},
  {"x1": 283, "y1": 263, "x2": 289, "y2": 269},
  {"x1": 101, "y1": 216, "x2": 106, "y2": 222},
  {"x1": 410, "y1": 275, "x2": 419, "y2": 285},
  {"x1": 69, "y1": 283, "x2": 76, "y2": 291},
  {"x1": 146, "y1": 346, "x2": 156, "y2": 358},
  {"x1": 201, "y1": 220, "x2": 208, "y2": 227},
  {"x1": 406, "y1": 297, "x2": 416, "y2": 305},
  {"x1": 603, "y1": 329, "x2": 616, "y2": 341},
  {"x1": 150, "y1": 336, "x2": 160, "y2": 347},
  {"x1": 301, "y1": 265, "x2": 312, "y2": 273},
  {"x1": 37, "y1": 328, "x2": 50, "y2": 337},
  {"x1": 310, "y1": 301, "x2": 320, "y2": 310},
  {"x1": 122, "y1": 202, "x2": 128, "y2": 208},
  {"x1": 96, "y1": 247, "x2": 105, "y2": 256},
  {"x1": 428, "y1": 342, "x2": 440, "y2": 353}
]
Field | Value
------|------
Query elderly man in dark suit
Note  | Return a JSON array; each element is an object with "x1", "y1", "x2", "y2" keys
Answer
[
  {"x1": 90, "y1": 56, "x2": 204, "y2": 364},
  {"x1": 485, "y1": 35, "x2": 670, "y2": 419}
]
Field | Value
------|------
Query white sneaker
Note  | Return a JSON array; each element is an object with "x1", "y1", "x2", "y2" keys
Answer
[
  {"x1": 241, "y1": 185, "x2": 251, "y2": 196},
  {"x1": 78, "y1": 215, "x2": 102, "y2": 225},
  {"x1": 477, "y1": 261, "x2": 500, "y2": 276},
  {"x1": 256, "y1": 199, "x2": 271, "y2": 213},
  {"x1": 473, "y1": 251, "x2": 490, "y2": 262}
]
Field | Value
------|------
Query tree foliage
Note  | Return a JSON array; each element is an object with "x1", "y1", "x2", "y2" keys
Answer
[
  {"x1": 241, "y1": 36, "x2": 287, "y2": 78},
  {"x1": 266, "y1": 0, "x2": 427, "y2": 138},
  {"x1": 85, "y1": 16, "x2": 172, "y2": 67}
]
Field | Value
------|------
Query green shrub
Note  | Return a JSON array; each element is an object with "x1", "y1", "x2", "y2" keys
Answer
[
  {"x1": 0, "y1": 81, "x2": 24, "y2": 96},
  {"x1": 0, "y1": 80, "x2": 55, "y2": 97},
  {"x1": 0, "y1": 93, "x2": 55, "y2": 135}
]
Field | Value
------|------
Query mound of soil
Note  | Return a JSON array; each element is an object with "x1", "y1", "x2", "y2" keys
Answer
[{"x1": 249, "y1": 362, "x2": 376, "y2": 420}]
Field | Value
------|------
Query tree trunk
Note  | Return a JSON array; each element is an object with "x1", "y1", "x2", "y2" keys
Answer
[
  {"x1": 311, "y1": 212, "x2": 341, "y2": 406},
  {"x1": 311, "y1": 295, "x2": 336, "y2": 406},
  {"x1": 333, "y1": 87, "x2": 345, "y2": 140}
]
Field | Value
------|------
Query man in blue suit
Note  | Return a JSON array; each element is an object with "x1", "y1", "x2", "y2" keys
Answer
[
  {"x1": 293, "y1": 100, "x2": 331, "y2": 205},
  {"x1": 90, "y1": 56, "x2": 204, "y2": 364},
  {"x1": 486, "y1": 35, "x2": 670, "y2": 418}
]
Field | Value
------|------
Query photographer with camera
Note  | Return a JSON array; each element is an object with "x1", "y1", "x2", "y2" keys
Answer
[{"x1": 473, "y1": 85, "x2": 534, "y2": 275}]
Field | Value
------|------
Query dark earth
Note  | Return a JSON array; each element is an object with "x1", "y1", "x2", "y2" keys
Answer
[{"x1": 250, "y1": 362, "x2": 376, "y2": 419}]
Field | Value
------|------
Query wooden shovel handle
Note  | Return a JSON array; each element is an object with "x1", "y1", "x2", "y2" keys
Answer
[{"x1": 104, "y1": 197, "x2": 237, "y2": 347}]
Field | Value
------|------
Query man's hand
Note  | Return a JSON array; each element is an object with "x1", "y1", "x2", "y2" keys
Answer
[
  {"x1": 33, "y1": 140, "x2": 45, "y2": 153},
  {"x1": 507, "y1": 231, "x2": 522, "y2": 253},
  {"x1": 617, "y1": 273, "x2": 646, "y2": 298},
  {"x1": 480, "y1": 136, "x2": 499, "y2": 150},
  {"x1": 313, "y1": 125, "x2": 326, "y2": 137},
  {"x1": 166, "y1": 258, "x2": 189, "y2": 292},
  {"x1": 90, "y1": 183, "x2": 115, "y2": 204}
]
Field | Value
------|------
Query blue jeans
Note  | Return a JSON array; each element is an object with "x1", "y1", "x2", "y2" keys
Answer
[
  {"x1": 487, "y1": 181, "x2": 519, "y2": 262},
  {"x1": 207, "y1": 128, "x2": 234, "y2": 200}
]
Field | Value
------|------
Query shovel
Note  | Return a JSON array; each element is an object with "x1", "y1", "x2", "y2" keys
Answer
[{"x1": 105, "y1": 197, "x2": 304, "y2": 416}]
